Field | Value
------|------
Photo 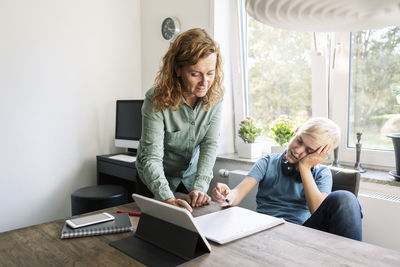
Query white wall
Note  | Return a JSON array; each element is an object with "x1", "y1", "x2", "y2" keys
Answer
[
  {"x1": 0, "y1": 0, "x2": 141, "y2": 232},
  {"x1": 140, "y1": 0, "x2": 235, "y2": 155},
  {"x1": 140, "y1": 0, "x2": 213, "y2": 94}
]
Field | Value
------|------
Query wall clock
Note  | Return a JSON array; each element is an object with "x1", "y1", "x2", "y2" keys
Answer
[{"x1": 161, "y1": 17, "x2": 180, "y2": 41}]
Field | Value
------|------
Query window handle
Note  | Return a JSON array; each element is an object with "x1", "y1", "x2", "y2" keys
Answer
[{"x1": 332, "y1": 42, "x2": 342, "y2": 69}]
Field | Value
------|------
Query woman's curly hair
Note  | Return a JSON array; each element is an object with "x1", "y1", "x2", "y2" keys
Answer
[{"x1": 153, "y1": 28, "x2": 224, "y2": 111}]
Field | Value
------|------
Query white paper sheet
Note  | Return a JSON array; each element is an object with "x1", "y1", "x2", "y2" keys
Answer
[{"x1": 194, "y1": 206, "x2": 284, "y2": 244}]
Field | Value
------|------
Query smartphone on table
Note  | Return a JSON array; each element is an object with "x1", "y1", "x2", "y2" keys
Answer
[{"x1": 66, "y1": 212, "x2": 114, "y2": 228}]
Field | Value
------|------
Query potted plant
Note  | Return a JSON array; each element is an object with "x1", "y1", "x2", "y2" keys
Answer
[
  {"x1": 268, "y1": 115, "x2": 296, "y2": 153},
  {"x1": 237, "y1": 116, "x2": 263, "y2": 159}
]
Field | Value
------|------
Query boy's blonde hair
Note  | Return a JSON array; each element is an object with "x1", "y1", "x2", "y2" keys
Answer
[{"x1": 297, "y1": 117, "x2": 341, "y2": 148}]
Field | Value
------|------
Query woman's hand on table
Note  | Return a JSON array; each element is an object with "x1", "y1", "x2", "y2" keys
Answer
[
  {"x1": 187, "y1": 190, "x2": 211, "y2": 207},
  {"x1": 164, "y1": 198, "x2": 193, "y2": 212}
]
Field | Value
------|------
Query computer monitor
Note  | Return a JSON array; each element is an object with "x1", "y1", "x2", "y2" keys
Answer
[{"x1": 115, "y1": 100, "x2": 144, "y2": 153}]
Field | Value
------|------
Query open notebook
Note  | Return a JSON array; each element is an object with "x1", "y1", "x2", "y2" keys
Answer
[{"x1": 193, "y1": 206, "x2": 284, "y2": 245}]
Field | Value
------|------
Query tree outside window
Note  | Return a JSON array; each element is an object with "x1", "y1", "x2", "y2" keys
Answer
[
  {"x1": 246, "y1": 16, "x2": 312, "y2": 136},
  {"x1": 349, "y1": 27, "x2": 400, "y2": 150}
]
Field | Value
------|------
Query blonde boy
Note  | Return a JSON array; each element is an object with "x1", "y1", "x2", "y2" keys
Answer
[{"x1": 213, "y1": 117, "x2": 362, "y2": 240}]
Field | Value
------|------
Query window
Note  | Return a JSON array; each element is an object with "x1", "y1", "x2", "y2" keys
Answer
[
  {"x1": 348, "y1": 27, "x2": 400, "y2": 150},
  {"x1": 246, "y1": 15, "x2": 312, "y2": 135},
  {"x1": 331, "y1": 28, "x2": 400, "y2": 167},
  {"x1": 239, "y1": 2, "x2": 400, "y2": 168}
]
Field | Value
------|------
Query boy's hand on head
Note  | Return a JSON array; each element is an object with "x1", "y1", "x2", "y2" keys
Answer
[
  {"x1": 212, "y1": 183, "x2": 232, "y2": 207},
  {"x1": 299, "y1": 144, "x2": 333, "y2": 170}
]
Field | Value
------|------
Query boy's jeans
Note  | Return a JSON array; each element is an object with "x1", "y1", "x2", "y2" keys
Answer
[{"x1": 303, "y1": 190, "x2": 363, "y2": 241}]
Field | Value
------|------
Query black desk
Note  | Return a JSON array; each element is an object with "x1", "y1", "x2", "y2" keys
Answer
[{"x1": 96, "y1": 154, "x2": 137, "y2": 201}]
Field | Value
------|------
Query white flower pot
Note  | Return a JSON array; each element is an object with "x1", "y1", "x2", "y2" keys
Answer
[
  {"x1": 271, "y1": 145, "x2": 286, "y2": 154},
  {"x1": 237, "y1": 142, "x2": 262, "y2": 159}
]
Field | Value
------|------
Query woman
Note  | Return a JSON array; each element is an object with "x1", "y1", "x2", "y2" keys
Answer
[{"x1": 136, "y1": 28, "x2": 224, "y2": 212}]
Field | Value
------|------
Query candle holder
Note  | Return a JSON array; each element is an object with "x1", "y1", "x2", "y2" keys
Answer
[
  {"x1": 331, "y1": 147, "x2": 342, "y2": 168},
  {"x1": 354, "y1": 132, "x2": 366, "y2": 173}
]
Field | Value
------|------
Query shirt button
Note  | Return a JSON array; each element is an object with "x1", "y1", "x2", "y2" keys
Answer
[{"x1": 191, "y1": 121, "x2": 195, "y2": 125}]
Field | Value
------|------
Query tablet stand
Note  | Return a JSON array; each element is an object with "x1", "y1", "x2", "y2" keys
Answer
[{"x1": 110, "y1": 213, "x2": 209, "y2": 267}]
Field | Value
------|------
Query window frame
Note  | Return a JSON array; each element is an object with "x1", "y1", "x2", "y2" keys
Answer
[
  {"x1": 237, "y1": 10, "x2": 396, "y2": 169},
  {"x1": 232, "y1": 0, "x2": 248, "y2": 149},
  {"x1": 330, "y1": 32, "x2": 395, "y2": 169}
]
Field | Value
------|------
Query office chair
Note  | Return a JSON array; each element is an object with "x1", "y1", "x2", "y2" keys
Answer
[{"x1": 329, "y1": 166, "x2": 361, "y2": 197}]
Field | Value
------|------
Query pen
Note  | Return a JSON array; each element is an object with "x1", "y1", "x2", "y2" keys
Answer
[
  {"x1": 224, "y1": 198, "x2": 232, "y2": 205},
  {"x1": 116, "y1": 211, "x2": 141, "y2": 216}
]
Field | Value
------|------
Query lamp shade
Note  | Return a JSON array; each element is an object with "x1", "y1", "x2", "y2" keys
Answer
[{"x1": 246, "y1": 0, "x2": 400, "y2": 32}]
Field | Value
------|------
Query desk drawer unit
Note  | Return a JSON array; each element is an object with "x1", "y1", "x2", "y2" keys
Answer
[{"x1": 98, "y1": 159, "x2": 136, "y2": 182}]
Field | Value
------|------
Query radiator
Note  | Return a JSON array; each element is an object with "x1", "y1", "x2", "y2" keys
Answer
[
  {"x1": 225, "y1": 169, "x2": 400, "y2": 251},
  {"x1": 358, "y1": 191, "x2": 400, "y2": 251}
]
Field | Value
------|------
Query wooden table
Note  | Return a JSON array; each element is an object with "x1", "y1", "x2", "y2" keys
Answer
[{"x1": 1, "y1": 199, "x2": 399, "y2": 266}]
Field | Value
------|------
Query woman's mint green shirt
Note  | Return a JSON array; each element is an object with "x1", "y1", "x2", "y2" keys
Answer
[{"x1": 136, "y1": 88, "x2": 222, "y2": 201}]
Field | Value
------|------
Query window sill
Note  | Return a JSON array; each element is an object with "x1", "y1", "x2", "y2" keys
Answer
[
  {"x1": 217, "y1": 153, "x2": 259, "y2": 164},
  {"x1": 217, "y1": 153, "x2": 400, "y2": 187}
]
